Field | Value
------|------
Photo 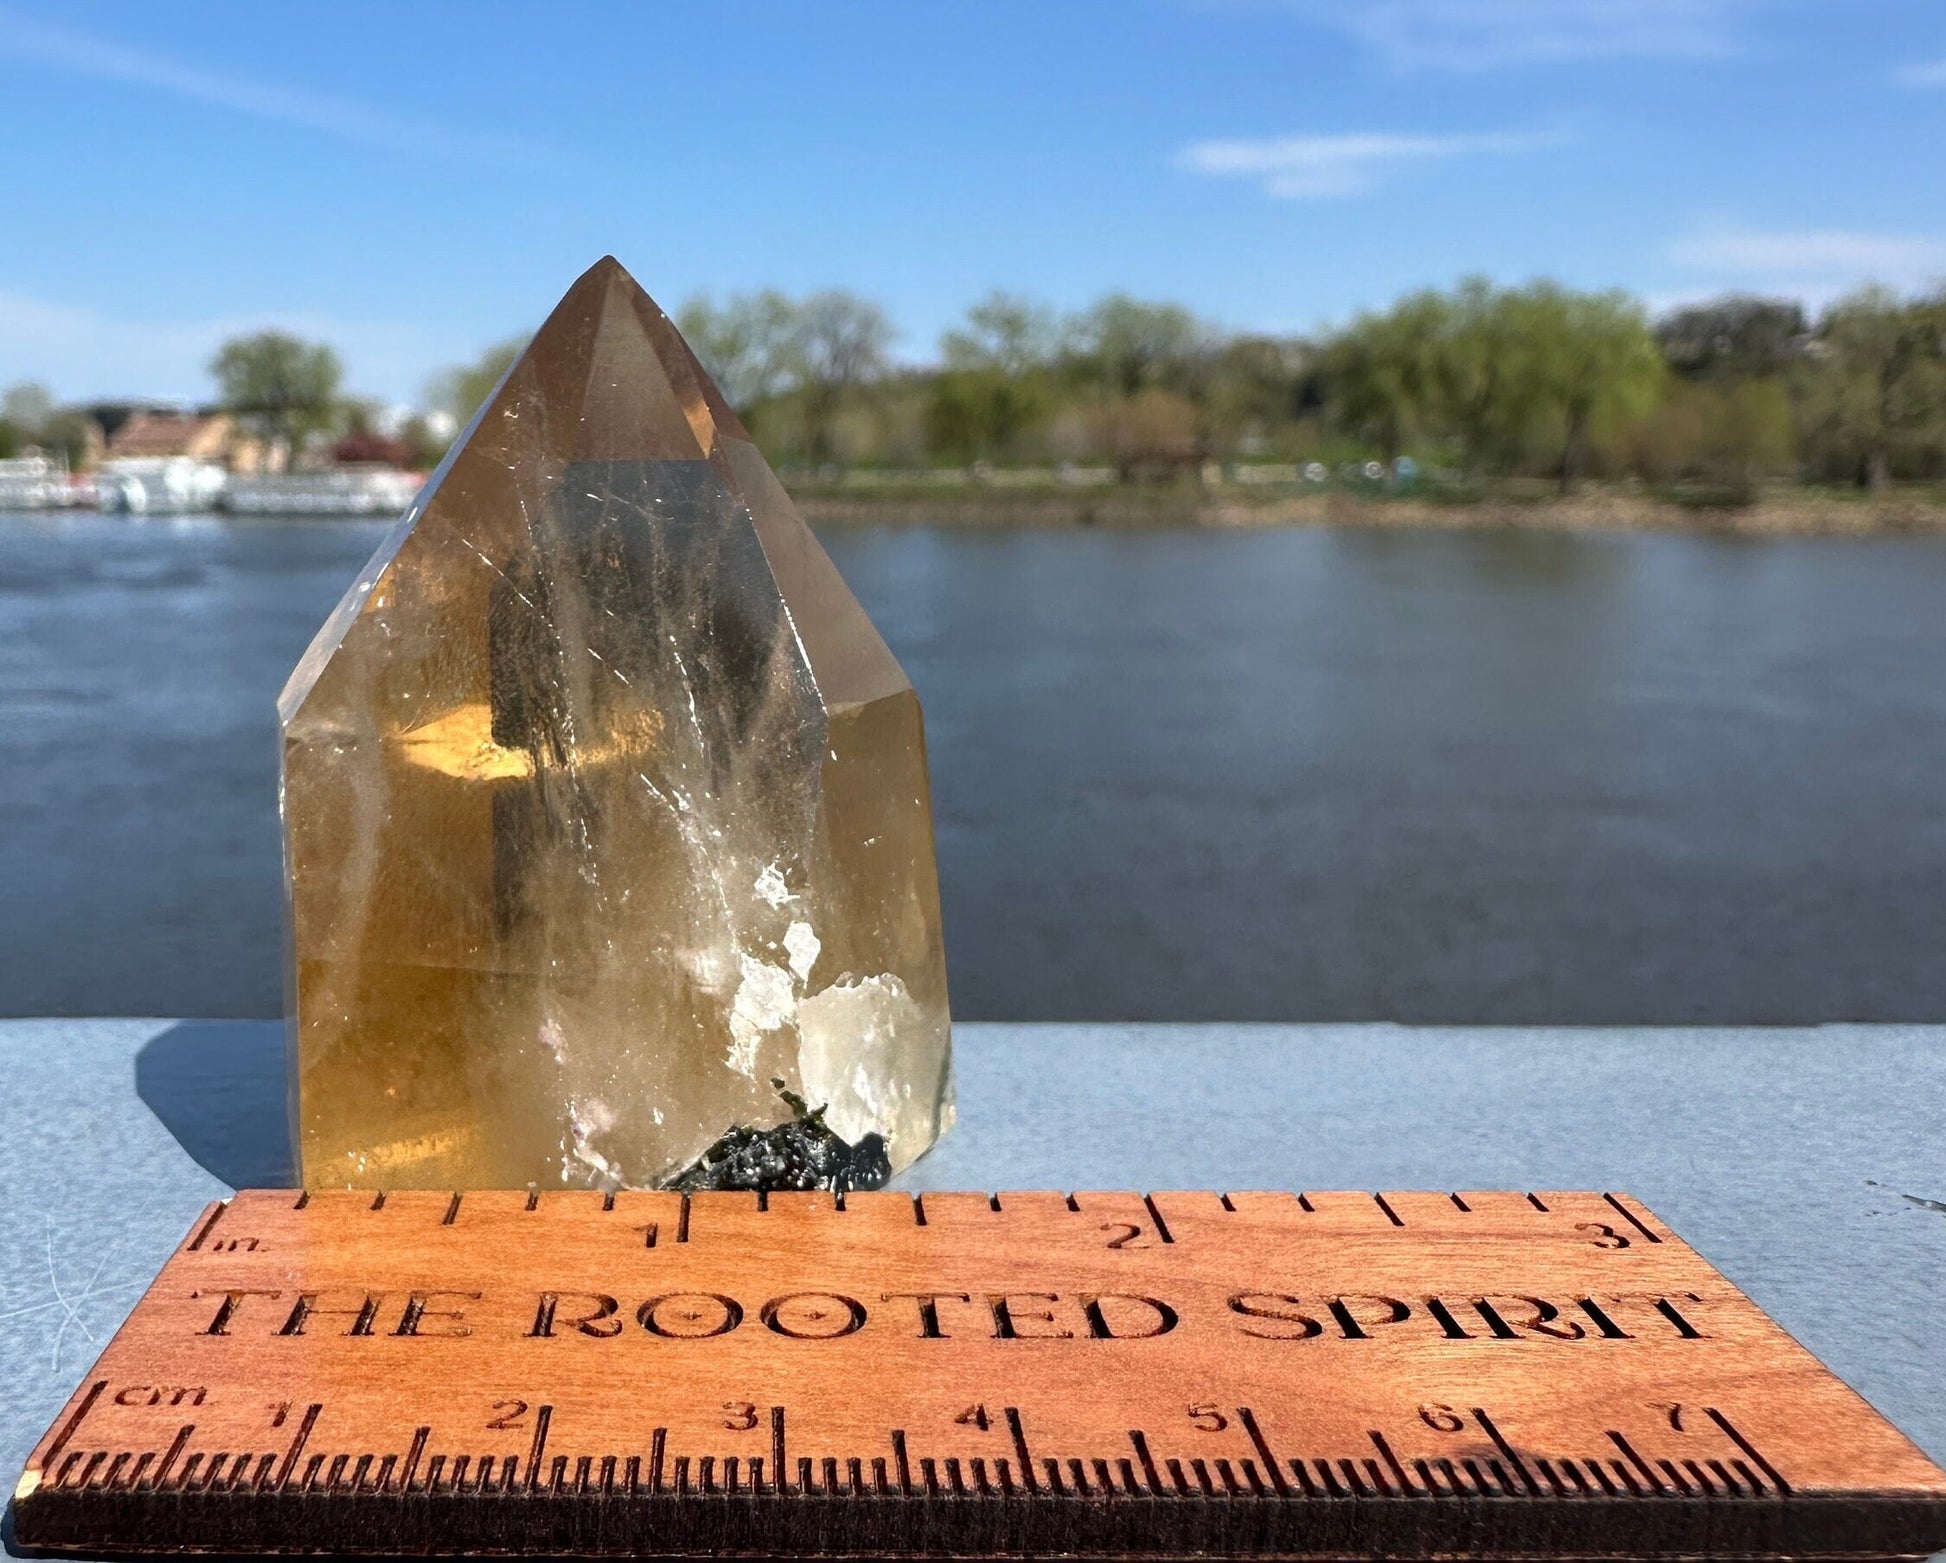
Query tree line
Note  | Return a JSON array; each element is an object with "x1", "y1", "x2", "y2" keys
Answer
[
  {"x1": 661, "y1": 280, "x2": 1946, "y2": 493},
  {"x1": 6, "y1": 278, "x2": 1944, "y2": 494}
]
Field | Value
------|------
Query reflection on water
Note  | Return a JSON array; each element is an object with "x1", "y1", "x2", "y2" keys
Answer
[{"x1": 4, "y1": 512, "x2": 1946, "y2": 1023}]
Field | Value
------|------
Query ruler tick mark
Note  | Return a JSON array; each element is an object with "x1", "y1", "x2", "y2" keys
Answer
[
  {"x1": 1610, "y1": 1431, "x2": 1665, "y2": 1493},
  {"x1": 1005, "y1": 1406, "x2": 1038, "y2": 1491},
  {"x1": 441, "y1": 1192, "x2": 462, "y2": 1226},
  {"x1": 1237, "y1": 1406, "x2": 1290, "y2": 1497},
  {"x1": 1603, "y1": 1192, "x2": 1662, "y2": 1243},
  {"x1": 524, "y1": 1404, "x2": 552, "y2": 1491},
  {"x1": 1371, "y1": 1430, "x2": 1415, "y2": 1495},
  {"x1": 1374, "y1": 1192, "x2": 1405, "y2": 1227},
  {"x1": 185, "y1": 1203, "x2": 226, "y2": 1252},
  {"x1": 1707, "y1": 1407, "x2": 1791, "y2": 1495},
  {"x1": 1475, "y1": 1409, "x2": 1538, "y2": 1494},
  {"x1": 274, "y1": 1403, "x2": 319, "y2": 1488},
  {"x1": 40, "y1": 1379, "x2": 105, "y2": 1469},
  {"x1": 401, "y1": 1426, "x2": 428, "y2": 1492},
  {"x1": 1142, "y1": 1194, "x2": 1174, "y2": 1244}
]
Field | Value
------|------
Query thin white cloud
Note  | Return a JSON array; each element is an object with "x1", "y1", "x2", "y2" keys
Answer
[
  {"x1": 0, "y1": 288, "x2": 460, "y2": 404},
  {"x1": 1178, "y1": 129, "x2": 1552, "y2": 198},
  {"x1": 1293, "y1": 0, "x2": 1748, "y2": 71},
  {"x1": 1670, "y1": 227, "x2": 1946, "y2": 277},
  {"x1": 0, "y1": 5, "x2": 534, "y2": 162},
  {"x1": 1894, "y1": 56, "x2": 1946, "y2": 87},
  {"x1": 1665, "y1": 226, "x2": 1946, "y2": 306}
]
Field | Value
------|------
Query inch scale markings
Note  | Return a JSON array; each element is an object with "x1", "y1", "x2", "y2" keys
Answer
[{"x1": 13, "y1": 1188, "x2": 1946, "y2": 1559}]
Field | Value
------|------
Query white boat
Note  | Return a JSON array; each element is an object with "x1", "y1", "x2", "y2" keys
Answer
[
  {"x1": 95, "y1": 457, "x2": 227, "y2": 515},
  {"x1": 221, "y1": 466, "x2": 421, "y2": 517},
  {"x1": 0, "y1": 454, "x2": 76, "y2": 510}
]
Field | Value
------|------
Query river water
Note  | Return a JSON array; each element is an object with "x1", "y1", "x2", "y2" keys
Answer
[{"x1": 4, "y1": 512, "x2": 1944, "y2": 1023}]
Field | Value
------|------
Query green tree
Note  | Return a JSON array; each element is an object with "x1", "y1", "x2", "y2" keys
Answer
[
  {"x1": 395, "y1": 413, "x2": 449, "y2": 471},
  {"x1": 677, "y1": 291, "x2": 798, "y2": 412},
  {"x1": 1318, "y1": 290, "x2": 1448, "y2": 461},
  {"x1": 1, "y1": 382, "x2": 55, "y2": 441},
  {"x1": 36, "y1": 408, "x2": 100, "y2": 469},
  {"x1": 1430, "y1": 278, "x2": 1551, "y2": 478},
  {"x1": 210, "y1": 332, "x2": 344, "y2": 463},
  {"x1": 943, "y1": 292, "x2": 1057, "y2": 377},
  {"x1": 1521, "y1": 284, "x2": 1665, "y2": 491},
  {"x1": 791, "y1": 291, "x2": 894, "y2": 466},
  {"x1": 427, "y1": 336, "x2": 528, "y2": 425},
  {"x1": 1065, "y1": 296, "x2": 1211, "y2": 398},
  {"x1": 1202, "y1": 335, "x2": 1305, "y2": 455},
  {"x1": 928, "y1": 292, "x2": 1057, "y2": 461},
  {"x1": 1797, "y1": 286, "x2": 1946, "y2": 489},
  {"x1": 1319, "y1": 279, "x2": 1663, "y2": 485}
]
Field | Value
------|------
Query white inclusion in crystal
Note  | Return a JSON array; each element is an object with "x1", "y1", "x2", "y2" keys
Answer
[
  {"x1": 726, "y1": 954, "x2": 796, "y2": 1076},
  {"x1": 684, "y1": 942, "x2": 732, "y2": 991},
  {"x1": 566, "y1": 1097, "x2": 619, "y2": 1184},
  {"x1": 784, "y1": 920, "x2": 821, "y2": 983},
  {"x1": 795, "y1": 974, "x2": 921, "y2": 1149},
  {"x1": 539, "y1": 1014, "x2": 568, "y2": 1064},
  {"x1": 754, "y1": 861, "x2": 796, "y2": 908}
]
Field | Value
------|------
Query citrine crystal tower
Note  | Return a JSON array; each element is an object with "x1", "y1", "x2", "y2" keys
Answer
[{"x1": 280, "y1": 258, "x2": 952, "y2": 1191}]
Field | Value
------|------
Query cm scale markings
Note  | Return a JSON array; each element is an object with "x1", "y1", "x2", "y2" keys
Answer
[{"x1": 14, "y1": 1189, "x2": 1946, "y2": 1560}]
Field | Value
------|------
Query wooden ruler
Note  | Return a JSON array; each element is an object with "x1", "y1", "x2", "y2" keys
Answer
[{"x1": 15, "y1": 1188, "x2": 1946, "y2": 1559}]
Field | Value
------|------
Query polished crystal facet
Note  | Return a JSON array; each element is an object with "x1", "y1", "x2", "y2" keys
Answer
[{"x1": 280, "y1": 257, "x2": 953, "y2": 1191}]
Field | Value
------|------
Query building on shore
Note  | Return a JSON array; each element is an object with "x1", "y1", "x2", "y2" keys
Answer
[
  {"x1": 105, "y1": 409, "x2": 274, "y2": 472},
  {"x1": 0, "y1": 399, "x2": 431, "y2": 517}
]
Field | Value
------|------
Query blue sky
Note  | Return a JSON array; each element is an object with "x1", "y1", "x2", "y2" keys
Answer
[{"x1": 3, "y1": 0, "x2": 1944, "y2": 404}]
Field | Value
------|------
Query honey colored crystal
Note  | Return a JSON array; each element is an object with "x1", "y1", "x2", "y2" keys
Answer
[{"x1": 280, "y1": 257, "x2": 953, "y2": 1191}]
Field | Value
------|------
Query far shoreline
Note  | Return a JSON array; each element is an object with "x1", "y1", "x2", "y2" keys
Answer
[
  {"x1": 11, "y1": 487, "x2": 1946, "y2": 539},
  {"x1": 792, "y1": 486, "x2": 1946, "y2": 537}
]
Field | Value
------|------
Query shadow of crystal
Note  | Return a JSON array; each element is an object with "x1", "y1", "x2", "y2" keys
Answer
[{"x1": 135, "y1": 1020, "x2": 292, "y2": 1189}]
